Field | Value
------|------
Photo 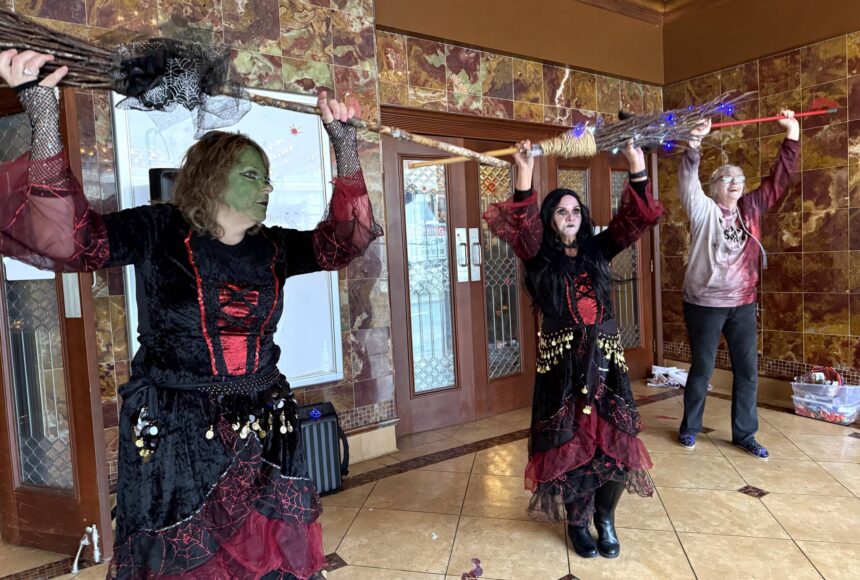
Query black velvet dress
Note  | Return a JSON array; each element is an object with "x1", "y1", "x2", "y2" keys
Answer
[{"x1": 0, "y1": 141, "x2": 380, "y2": 578}]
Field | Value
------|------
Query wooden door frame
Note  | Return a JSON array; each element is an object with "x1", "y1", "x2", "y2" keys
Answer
[{"x1": 0, "y1": 88, "x2": 112, "y2": 556}]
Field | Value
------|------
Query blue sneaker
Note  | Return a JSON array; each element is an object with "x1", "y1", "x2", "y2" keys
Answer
[
  {"x1": 735, "y1": 440, "x2": 769, "y2": 459},
  {"x1": 678, "y1": 434, "x2": 696, "y2": 449}
]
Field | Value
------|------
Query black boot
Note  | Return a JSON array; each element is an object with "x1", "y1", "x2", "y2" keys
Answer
[
  {"x1": 593, "y1": 480, "x2": 624, "y2": 558},
  {"x1": 565, "y1": 503, "x2": 598, "y2": 558}
]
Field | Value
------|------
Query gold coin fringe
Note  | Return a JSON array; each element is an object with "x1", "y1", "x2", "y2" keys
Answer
[
  {"x1": 536, "y1": 329, "x2": 574, "y2": 374},
  {"x1": 598, "y1": 332, "x2": 628, "y2": 372}
]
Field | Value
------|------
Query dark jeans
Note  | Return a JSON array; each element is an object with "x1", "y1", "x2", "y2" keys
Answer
[{"x1": 680, "y1": 301, "x2": 759, "y2": 445}]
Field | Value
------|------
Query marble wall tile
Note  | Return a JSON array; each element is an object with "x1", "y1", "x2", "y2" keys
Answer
[
  {"x1": 802, "y1": 167, "x2": 849, "y2": 211},
  {"x1": 448, "y1": 92, "x2": 482, "y2": 115},
  {"x1": 851, "y1": 164, "x2": 860, "y2": 208},
  {"x1": 662, "y1": 82, "x2": 687, "y2": 110},
  {"x1": 803, "y1": 251, "x2": 850, "y2": 293},
  {"x1": 482, "y1": 97, "x2": 513, "y2": 120},
  {"x1": 348, "y1": 278, "x2": 390, "y2": 330},
  {"x1": 804, "y1": 333, "x2": 852, "y2": 366},
  {"x1": 108, "y1": 267, "x2": 125, "y2": 296},
  {"x1": 801, "y1": 36, "x2": 847, "y2": 87},
  {"x1": 661, "y1": 255, "x2": 687, "y2": 291},
  {"x1": 480, "y1": 52, "x2": 513, "y2": 100},
  {"x1": 802, "y1": 79, "x2": 848, "y2": 129},
  {"x1": 98, "y1": 362, "x2": 116, "y2": 399},
  {"x1": 802, "y1": 123, "x2": 848, "y2": 170},
  {"x1": 86, "y1": 0, "x2": 157, "y2": 33},
  {"x1": 722, "y1": 139, "x2": 760, "y2": 179},
  {"x1": 334, "y1": 66, "x2": 378, "y2": 121},
  {"x1": 222, "y1": 0, "x2": 281, "y2": 55},
  {"x1": 513, "y1": 101, "x2": 542, "y2": 124},
  {"x1": 109, "y1": 296, "x2": 128, "y2": 362},
  {"x1": 543, "y1": 105, "x2": 572, "y2": 127},
  {"x1": 762, "y1": 212, "x2": 802, "y2": 253},
  {"x1": 231, "y1": 50, "x2": 283, "y2": 89},
  {"x1": 542, "y1": 65, "x2": 571, "y2": 109},
  {"x1": 720, "y1": 98, "x2": 760, "y2": 145},
  {"x1": 662, "y1": 290, "x2": 684, "y2": 325},
  {"x1": 686, "y1": 72, "x2": 720, "y2": 104},
  {"x1": 159, "y1": 0, "x2": 222, "y2": 31},
  {"x1": 512, "y1": 59, "x2": 543, "y2": 104},
  {"x1": 620, "y1": 81, "x2": 644, "y2": 115},
  {"x1": 762, "y1": 292, "x2": 803, "y2": 332},
  {"x1": 19, "y1": 1, "x2": 87, "y2": 24},
  {"x1": 303, "y1": 382, "x2": 355, "y2": 412},
  {"x1": 354, "y1": 375, "x2": 394, "y2": 407},
  {"x1": 331, "y1": 10, "x2": 374, "y2": 69},
  {"x1": 848, "y1": 76, "x2": 860, "y2": 122},
  {"x1": 446, "y1": 45, "x2": 481, "y2": 95},
  {"x1": 102, "y1": 399, "x2": 119, "y2": 429},
  {"x1": 760, "y1": 50, "x2": 802, "y2": 97},
  {"x1": 379, "y1": 81, "x2": 408, "y2": 106},
  {"x1": 643, "y1": 85, "x2": 663, "y2": 114},
  {"x1": 763, "y1": 330, "x2": 804, "y2": 362},
  {"x1": 850, "y1": 32, "x2": 860, "y2": 76},
  {"x1": 663, "y1": 323, "x2": 688, "y2": 344},
  {"x1": 407, "y1": 37, "x2": 445, "y2": 90},
  {"x1": 851, "y1": 295, "x2": 860, "y2": 336},
  {"x1": 850, "y1": 120, "x2": 860, "y2": 165},
  {"x1": 851, "y1": 251, "x2": 860, "y2": 294},
  {"x1": 661, "y1": 223, "x2": 690, "y2": 256},
  {"x1": 721, "y1": 61, "x2": 758, "y2": 100},
  {"x1": 347, "y1": 239, "x2": 387, "y2": 279},
  {"x1": 760, "y1": 90, "x2": 803, "y2": 137},
  {"x1": 331, "y1": 0, "x2": 371, "y2": 16},
  {"x1": 350, "y1": 327, "x2": 392, "y2": 382},
  {"x1": 569, "y1": 71, "x2": 596, "y2": 111},
  {"x1": 595, "y1": 75, "x2": 620, "y2": 114},
  {"x1": 851, "y1": 208, "x2": 860, "y2": 251},
  {"x1": 282, "y1": 57, "x2": 334, "y2": 95},
  {"x1": 94, "y1": 297, "x2": 113, "y2": 364},
  {"x1": 375, "y1": 31, "x2": 407, "y2": 85},
  {"x1": 280, "y1": 0, "x2": 331, "y2": 62},
  {"x1": 407, "y1": 86, "x2": 446, "y2": 111},
  {"x1": 761, "y1": 253, "x2": 803, "y2": 293},
  {"x1": 803, "y1": 293, "x2": 850, "y2": 335},
  {"x1": 802, "y1": 210, "x2": 849, "y2": 251}
]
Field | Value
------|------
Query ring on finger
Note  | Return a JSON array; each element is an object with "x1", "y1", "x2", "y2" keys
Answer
[{"x1": 23, "y1": 68, "x2": 36, "y2": 76}]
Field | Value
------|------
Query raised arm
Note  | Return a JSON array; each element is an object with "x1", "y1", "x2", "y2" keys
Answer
[
  {"x1": 744, "y1": 110, "x2": 800, "y2": 212},
  {"x1": 482, "y1": 140, "x2": 543, "y2": 261},
  {"x1": 677, "y1": 119, "x2": 713, "y2": 224},
  {"x1": 597, "y1": 141, "x2": 663, "y2": 260},
  {"x1": 0, "y1": 49, "x2": 109, "y2": 272}
]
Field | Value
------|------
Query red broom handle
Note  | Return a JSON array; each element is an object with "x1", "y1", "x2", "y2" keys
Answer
[{"x1": 711, "y1": 108, "x2": 837, "y2": 128}]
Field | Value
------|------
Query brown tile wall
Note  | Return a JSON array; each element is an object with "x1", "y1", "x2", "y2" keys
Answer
[{"x1": 660, "y1": 33, "x2": 860, "y2": 383}]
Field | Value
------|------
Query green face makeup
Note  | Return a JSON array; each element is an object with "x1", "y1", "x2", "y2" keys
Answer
[{"x1": 222, "y1": 147, "x2": 271, "y2": 223}]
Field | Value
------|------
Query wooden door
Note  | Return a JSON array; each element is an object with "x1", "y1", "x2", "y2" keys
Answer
[{"x1": 0, "y1": 88, "x2": 112, "y2": 556}]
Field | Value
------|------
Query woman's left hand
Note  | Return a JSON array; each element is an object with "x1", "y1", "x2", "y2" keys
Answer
[
  {"x1": 621, "y1": 139, "x2": 646, "y2": 174},
  {"x1": 777, "y1": 109, "x2": 800, "y2": 141},
  {"x1": 317, "y1": 90, "x2": 359, "y2": 125}
]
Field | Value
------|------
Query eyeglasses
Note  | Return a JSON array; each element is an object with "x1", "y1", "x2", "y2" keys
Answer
[
  {"x1": 240, "y1": 170, "x2": 273, "y2": 187},
  {"x1": 717, "y1": 175, "x2": 746, "y2": 185}
]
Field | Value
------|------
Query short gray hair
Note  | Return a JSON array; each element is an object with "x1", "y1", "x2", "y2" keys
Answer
[{"x1": 708, "y1": 164, "x2": 743, "y2": 197}]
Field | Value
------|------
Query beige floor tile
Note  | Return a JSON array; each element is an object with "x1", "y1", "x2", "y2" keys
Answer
[
  {"x1": 489, "y1": 406, "x2": 532, "y2": 430},
  {"x1": 398, "y1": 430, "x2": 456, "y2": 451},
  {"x1": 419, "y1": 452, "x2": 476, "y2": 473},
  {"x1": 461, "y1": 473, "x2": 532, "y2": 521},
  {"x1": 338, "y1": 508, "x2": 459, "y2": 573},
  {"x1": 762, "y1": 494, "x2": 860, "y2": 543},
  {"x1": 707, "y1": 429, "x2": 811, "y2": 461},
  {"x1": 472, "y1": 440, "x2": 529, "y2": 477},
  {"x1": 785, "y1": 433, "x2": 860, "y2": 463},
  {"x1": 818, "y1": 461, "x2": 860, "y2": 497},
  {"x1": 758, "y1": 408, "x2": 859, "y2": 436},
  {"x1": 348, "y1": 454, "x2": 401, "y2": 476},
  {"x1": 658, "y1": 487, "x2": 789, "y2": 538},
  {"x1": 447, "y1": 516, "x2": 568, "y2": 580},
  {"x1": 319, "y1": 505, "x2": 359, "y2": 554},
  {"x1": 439, "y1": 417, "x2": 520, "y2": 444},
  {"x1": 389, "y1": 437, "x2": 464, "y2": 462},
  {"x1": 365, "y1": 470, "x2": 469, "y2": 514},
  {"x1": 648, "y1": 453, "x2": 746, "y2": 490},
  {"x1": 614, "y1": 490, "x2": 674, "y2": 531},
  {"x1": 678, "y1": 532, "x2": 821, "y2": 580},
  {"x1": 639, "y1": 426, "x2": 722, "y2": 455},
  {"x1": 0, "y1": 542, "x2": 66, "y2": 576},
  {"x1": 329, "y1": 566, "x2": 445, "y2": 579},
  {"x1": 567, "y1": 528, "x2": 695, "y2": 579},
  {"x1": 797, "y1": 540, "x2": 860, "y2": 580},
  {"x1": 322, "y1": 482, "x2": 376, "y2": 508},
  {"x1": 729, "y1": 457, "x2": 854, "y2": 496},
  {"x1": 54, "y1": 564, "x2": 110, "y2": 580}
]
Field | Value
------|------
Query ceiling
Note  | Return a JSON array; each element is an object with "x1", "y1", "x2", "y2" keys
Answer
[{"x1": 577, "y1": 0, "x2": 713, "y2": 24}]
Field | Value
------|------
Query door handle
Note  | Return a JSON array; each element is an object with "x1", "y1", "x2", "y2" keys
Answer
[
  {"x1": 470, "y1": 242, "x2": 482, "y2": 266},
  {"x1": 458, "y1": 242, "x2": 469, "y2": 267},
  {"x1": 455, "y1": 228, "x2": 469, "y2": 282},
  {"x1": 468, "y1": 227, "x2": 481, "y2": 281}
]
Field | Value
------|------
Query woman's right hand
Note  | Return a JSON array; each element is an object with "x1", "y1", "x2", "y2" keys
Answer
[
  {"x1": 513, "y1": 139, "x2": 534, "y2": 191},
  {"x1": 0, "y1": 49, "x2": 68, "y2": 89},
  {"x1": 688, "y1": 118, "x2": 711, "y2": 149}
]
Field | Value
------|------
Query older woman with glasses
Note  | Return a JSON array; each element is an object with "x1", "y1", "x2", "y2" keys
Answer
[{"x1": 676, "y1": 110, "x2": 799, "y2": 459}]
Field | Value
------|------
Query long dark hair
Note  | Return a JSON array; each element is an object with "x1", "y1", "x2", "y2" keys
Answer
[{"x1": 524, "y1": 188, "x2": 614, "y2": 317}]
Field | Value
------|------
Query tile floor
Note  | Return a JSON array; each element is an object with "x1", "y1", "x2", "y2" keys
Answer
[{"x1": 2, "y1": 382, "x2": 858, "y2": 579}]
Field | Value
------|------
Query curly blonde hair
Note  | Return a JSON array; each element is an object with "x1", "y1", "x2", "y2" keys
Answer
[{"x1": 172, "y1": 131, "x2": 270, "y2": 237}]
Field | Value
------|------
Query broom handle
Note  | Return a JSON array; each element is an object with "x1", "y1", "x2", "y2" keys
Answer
[
  {"x1": 245, "y1": 93, "x2": 509, "y2": 168},
  {"x1": 710, "y1": 108, "x2": 837, "y2": 128},
  {"x1": 408, "y1": 146, "x2": 520, "y2": 169}
]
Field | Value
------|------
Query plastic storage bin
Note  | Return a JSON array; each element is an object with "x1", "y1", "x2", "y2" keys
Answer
[{"x1": 791, "y1": 384, "x2": 860, "y2": 425}]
